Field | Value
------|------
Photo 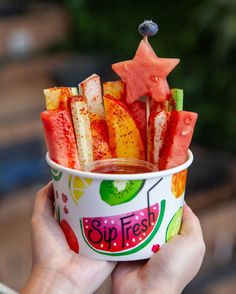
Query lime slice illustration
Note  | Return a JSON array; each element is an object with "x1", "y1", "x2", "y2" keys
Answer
[
  {"x1": 51, "y1": 168, "x2": 63, "y2": 182},
  {"x1": 166, "y1": 207, "x2": 183, "y2": 242},
  {"x1": 68, "y1": 175, "x2": 93, "y2": 205}
]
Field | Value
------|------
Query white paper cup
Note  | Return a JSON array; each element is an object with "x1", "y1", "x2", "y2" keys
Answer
[{"x1": 46, "y1": 150, "x2": 193, "y2": 261}]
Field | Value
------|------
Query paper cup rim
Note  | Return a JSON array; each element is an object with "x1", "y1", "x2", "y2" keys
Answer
[{"x1": 46, "y1": 150, "x2": 193, "y2": 180}]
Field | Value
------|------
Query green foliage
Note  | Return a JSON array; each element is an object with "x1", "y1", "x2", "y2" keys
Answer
[{"x1": 63, "y1": 0, "x2": 236, "y2": 152}]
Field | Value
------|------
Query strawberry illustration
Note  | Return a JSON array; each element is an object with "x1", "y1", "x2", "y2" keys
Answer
[
  {"x1": 151, "y1": 244, "x2": 160, "y2": 253},
  {"x1": 63, "y1": 206, "x2": 69, "y2": 214},
  {"x1": 62, "y1": 193, "x2": 68, "y2": 203}
]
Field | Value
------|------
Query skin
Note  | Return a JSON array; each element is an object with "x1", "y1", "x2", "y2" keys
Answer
[{"x1": 21, "y1": 183, "x2": 205, "y2": 294}]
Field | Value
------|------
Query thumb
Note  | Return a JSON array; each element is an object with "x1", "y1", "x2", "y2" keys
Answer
[
  {"x1": 32, "y1": 182, "x2": 55, "y2": 221},
  {"x1": 180, "y1": 204, "x2": 203, "y2": 240}
]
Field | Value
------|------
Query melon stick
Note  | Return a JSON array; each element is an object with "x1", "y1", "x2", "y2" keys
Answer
[
  {"x1": 79, "y1": 74, "x2": 112, "y2": 161},
  {"x1": 40, "y1": 110, "x2": 80, "y2": 169},
  {"x1": 103, "y1": 80, "x2": 126, "y2": 100},
  {"x1": 158, "y1": 111, "x2": 198, "y2": 170},
  {"x1": 42, "y1": 87, "x2": 81, "y2": 169},
  {"x1": 79, "y1": 74, "x2": 105, "y2": 118},
  {"x1": 70, "y1": 96, "x2": 94, "y2": 170},
  {"x1": 104, "y1": 95, "x2": 145, "y2": 160},
  {"x1": 44, "y1": 87, "x2": 78, "y2": 110},
  {"x1": 149, "y1": 111, "x2": 170, "y2": 166},
  {"x1": 169, "y1": 89, "x2": 183, "y2": 111}
]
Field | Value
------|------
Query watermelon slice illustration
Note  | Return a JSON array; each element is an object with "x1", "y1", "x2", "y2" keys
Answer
[{"x1": 80, "y1": 199, "x2": 165, "y2": 256}]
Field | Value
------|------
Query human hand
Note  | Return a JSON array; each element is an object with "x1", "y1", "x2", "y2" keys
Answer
[
  {"x1": 112, "y1": 204, "x2": 205, "y2": 294},
  {"x1": 21, "y1": 183, "x2": 116, "y2": 294}
]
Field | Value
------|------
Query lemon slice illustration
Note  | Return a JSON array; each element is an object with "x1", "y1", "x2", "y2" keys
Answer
[
  {"x1": 165, "y1": 207, "x2": 183, "y2": 242},
  {"x1": 68, "y1": 175, "x2": 93, "y2": 205}
]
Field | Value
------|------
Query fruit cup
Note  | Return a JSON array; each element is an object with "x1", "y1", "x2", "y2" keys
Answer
[{"x1": 46, "y1": 150, "x2": 193, "y2": 261}]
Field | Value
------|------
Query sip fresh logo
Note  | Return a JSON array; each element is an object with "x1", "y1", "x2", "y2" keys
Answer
[{"x1": 80, "y1": 179, "x2": 165, "y2": 256}]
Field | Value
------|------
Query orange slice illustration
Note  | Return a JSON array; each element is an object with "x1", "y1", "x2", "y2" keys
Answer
[{"x1": 171, "y1": 169, "x2": 187, "y2": 198}]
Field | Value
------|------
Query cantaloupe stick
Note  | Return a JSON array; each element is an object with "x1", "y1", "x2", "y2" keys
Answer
[
  {"x1": 104, "y1": 95, "x2": 145, "y2": 160},
  {"x1": 103, "y1": 80, "x2": 126, "y2": 100}
]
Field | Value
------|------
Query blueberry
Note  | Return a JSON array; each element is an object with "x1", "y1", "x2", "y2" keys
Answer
[{"x1": 138, "y1": 20, "x2": 159, "y2": 37}]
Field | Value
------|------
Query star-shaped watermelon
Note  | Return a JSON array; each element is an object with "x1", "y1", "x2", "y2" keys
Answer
[{"x1": 112, "y1": 39, "x2": 180, "y2": 104}]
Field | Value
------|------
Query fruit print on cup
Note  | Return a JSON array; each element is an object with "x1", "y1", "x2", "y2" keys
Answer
[
  {"x1": 68, "y1": 175, "x2": 93, "y2": 205},
  {"x1": 60, "y1": 219, "x2": 79, "y2": 253},
  {"x1": 165, "y1": 207, "x2": 183, "y2": 242},
  {"x1": 51, "y1": 168, "x2": 62, "y2": 182},
  {"x1": 47, "y1": 151, "x2": 193, "y2": 260},
  {"x1": 100, "y1": 180, "x2": 145, "y2": 206},
  {"x1": 171, "y1": 169, "x2": 187, "y2": 198},
  {"x1": 81, "y1": 200, "x2": 165, "y2": 256},
  {"x1": 151, "y1": 243, "x2": 160, "y2": 253},
  {"x1": 61, "y1": 193, "x2": 69, "y2": 214}
]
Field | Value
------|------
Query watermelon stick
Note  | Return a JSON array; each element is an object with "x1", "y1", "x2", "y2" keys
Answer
[
  {"x1": 168, "y1": 89, "x2": 184, "y2": 111},
  {"x1": 147, "y1": 178, "x2": 163, "y2": 227}
]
